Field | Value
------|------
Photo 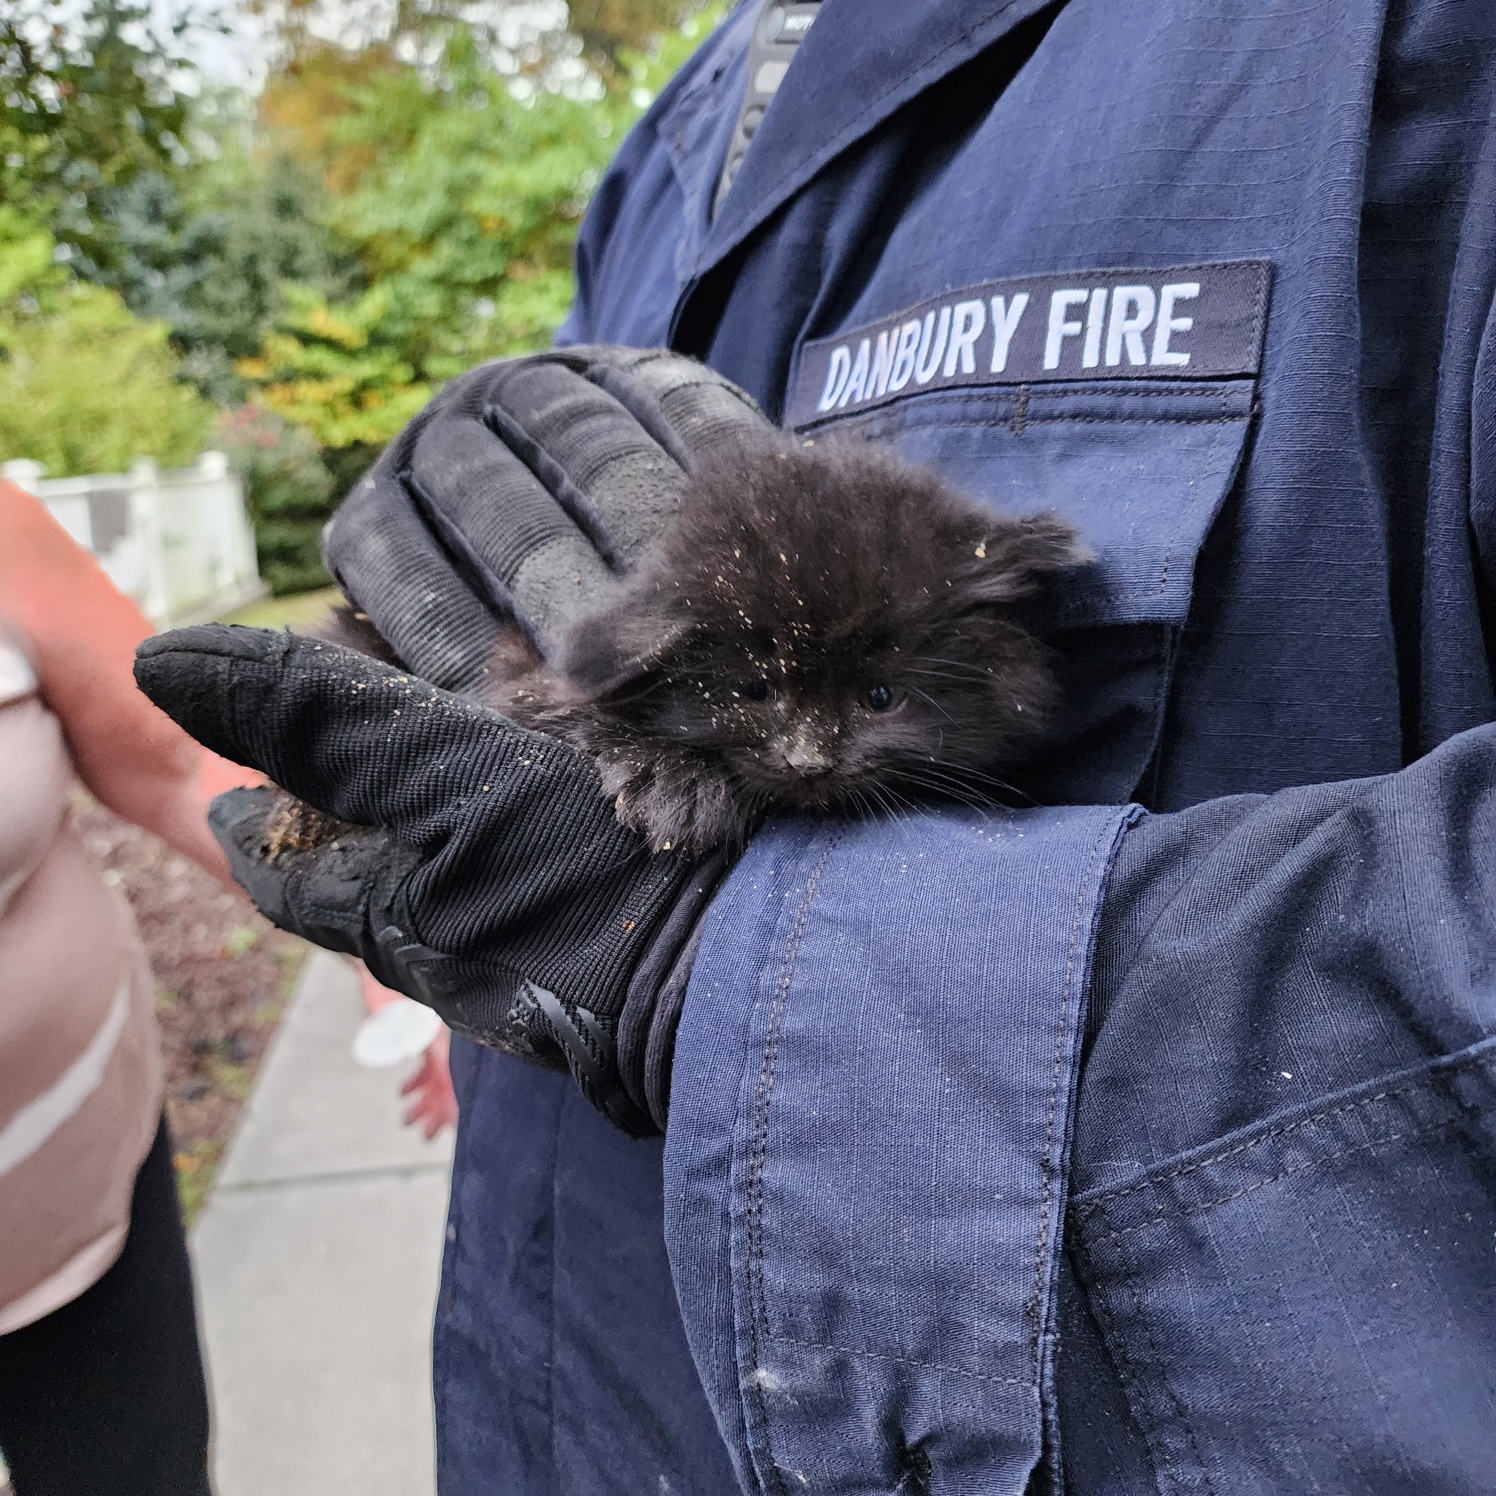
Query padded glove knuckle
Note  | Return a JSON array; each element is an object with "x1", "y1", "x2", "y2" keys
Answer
[{"x1": 323, "y1": 344, "x2": 773, "y2": 686}]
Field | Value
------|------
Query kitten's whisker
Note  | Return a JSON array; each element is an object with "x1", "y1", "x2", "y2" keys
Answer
[
  {"x1": 897, "y1": 658, "x2": 993, "y2": 676},
  {"x1": 894, "y1": 762, "x2": 1041, "y2": 809},
  {"x1": 920, "y1": 759, "x2": 1037, "y2": 796},
  {"x1": 850, "y1": 782, "x2": 887, "y2": 822},
  {"x1": 894, "y1": 764, "x2": 1000, "y2": 796},
  {"x1": 901, "y1": 671, "x2": 991, "y2": 687},
  {"x1": 909, "y1": 655, "x2": 1003, "y2": 676},
  {"x1": 891, "y1": 776, "x2": 992, "y2": 813},
  {"x1": 904, "y1": 684, "x2": 956, "y2": 722},
  {"x1": 863, "y1": 781, "x2": 917, "y2": 829},
  {"x1": 892, "y1": 763, "x2": 1002, "y2": 799},
  {"x1": 966, "y1": 778, "x2": 1038, "y2": 807}
]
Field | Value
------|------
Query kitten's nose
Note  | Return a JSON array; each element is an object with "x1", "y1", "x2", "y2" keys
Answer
[{"x1": 782, "y1": 740, "x2": 833, "y2": 776}]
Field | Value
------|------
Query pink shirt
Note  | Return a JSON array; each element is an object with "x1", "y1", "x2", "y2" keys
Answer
[
  {"x1": 0, "y1": 627, "x2": 161, "y2": 1330},
  {"x1": 0, "y1": 480, "x2": 254, "y2": 1328}
]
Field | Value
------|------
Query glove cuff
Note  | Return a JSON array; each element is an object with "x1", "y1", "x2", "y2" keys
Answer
[
  {"x1": 518, "y1": 986, "x2": 655, "y2": 1136},
  {"x1": 615, "y1": 847, "x2": 734, "y2": 1131}
]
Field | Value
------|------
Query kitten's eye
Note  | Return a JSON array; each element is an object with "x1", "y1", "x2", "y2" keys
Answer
[
  {"x1": 739, "y1": 679, "x2": 772, "y2": 702},
  {"x1": 864, "y1": 684, "x2": 895, "y2": 712}
]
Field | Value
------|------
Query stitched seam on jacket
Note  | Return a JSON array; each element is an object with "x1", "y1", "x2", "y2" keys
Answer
[
  {"x1": 763, "y1": 1330, "x2": 1032, "y2": 1387},
  {"x1": 1024, "y1": 815, "x2": 1119, "y2": 1375},
  {"x1": 1113, "y1": 1245, "x2": 1219, "y2": 1495},
  {"x1": 884, "y1": 413, "x2": 1247, "y2": 428},
  {"x1": 547, "y1": 1079, "x2": 564, "y2": 1496},
  {"x1": 1010, "y1": 386, "x2": 1030, "y2": 434},
  {"x1": 1074, "y1": 1044, "x2": 1496, "y2": 1217},
  {"x1": 1082, "y1": 1106, "x2": 1490, "y2": 1245},
  {"x1": 1076, "y1": 1260, "x2": 1177, "y2": 1493},
  {"x1": 878, "y1": 384, "x2": 1251, "y2": 405},
  {"x1": 744, "y1": 834, "x2": 838, "y2": 1496},
  {"x1": 804, "y1": 384, "x2": 1252, "y2": 434}
]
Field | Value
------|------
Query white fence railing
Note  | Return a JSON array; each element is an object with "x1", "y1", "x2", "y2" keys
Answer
[{"x1": 3, "y1": 452, "x2": 266, "y2": 628}]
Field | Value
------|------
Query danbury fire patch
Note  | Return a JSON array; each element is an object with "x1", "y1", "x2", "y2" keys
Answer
[{"x1": 786, "y1": 260, "x2": 1271, "y2": 430}]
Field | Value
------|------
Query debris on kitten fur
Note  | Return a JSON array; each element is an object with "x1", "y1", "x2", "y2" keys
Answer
[
  {"x1": 488, "y1": 439, "x2": 1091, "y2": 856},
  {"x1": 269, "y1": 441, "x2": 1090, "y2": 861}
]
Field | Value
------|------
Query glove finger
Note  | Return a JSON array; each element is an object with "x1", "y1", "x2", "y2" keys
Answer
[
  {"x1": 210, "y1": 785, "x2": 431, "y2": 966},
  {"x1": 483, "y1": 353, "x2": 775, "y2": 565},
  {"x1": 460, "y1": 357, "x2": 690, "y2": 569},
  {"x1": 209, "y1": 785, "x2": 368, "y2": 949},
  {"x1": 324, "y1": 347, "x2": 773, "y2": 682},
  {"x1": 573, "y1": 346, "x2": 773, "y2": 468},
  {"x1": 328, "y1": 450, "x2": 509, "y2": 694},
  {"x1": 135, "y1": 624, "x2": 569, "y2": 841},
  {"x1": 443, "y1": 351, "x2": 765, "y2": 554},
  {"x1": 328, "y1": 356, "x2": 660, "y2": 674},
  {"x1": 406, "y1": 408, "x2": 618, "y2": 650},
  {"x1": 210, "y1": 786, "x2": 300, "y2": 926},
  {"x1": 397, "y1": 357, "x2": 708, "y2": 657}
]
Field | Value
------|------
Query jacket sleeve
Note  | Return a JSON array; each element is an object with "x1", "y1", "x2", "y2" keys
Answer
[
  {"x1": 663, "y1": 719, "x2": 1496, "y2": 1493},
  {"x1": 663, "y1": 799, "x2": 1137, "y2": 1492}
]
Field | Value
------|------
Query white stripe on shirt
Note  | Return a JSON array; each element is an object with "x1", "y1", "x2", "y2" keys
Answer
[{"x1": 0, "y1": 976, "x2": 131, "y2": 1176}]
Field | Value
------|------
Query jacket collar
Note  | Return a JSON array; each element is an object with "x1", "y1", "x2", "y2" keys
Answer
[{"x1": 681, "y1": 0, "x2": 1060, "y2": 293}]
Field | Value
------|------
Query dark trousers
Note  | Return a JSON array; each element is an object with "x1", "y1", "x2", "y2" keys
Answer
[{"x1": 0, "y1": 1117, "x2": 212, "y2": 1496}]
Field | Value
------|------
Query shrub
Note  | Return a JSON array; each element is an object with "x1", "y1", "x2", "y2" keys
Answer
[
  {"x1": 214, "y1": 404, "x2": 338, "y2": 594},
  {"x1": 0, "y1": 278, "x2": 214, "y2": 477}
]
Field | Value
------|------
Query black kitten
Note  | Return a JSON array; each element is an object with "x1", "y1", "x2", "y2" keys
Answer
[{"x1": 490, "y1": 440, "x2": 1087, "y2": 856}]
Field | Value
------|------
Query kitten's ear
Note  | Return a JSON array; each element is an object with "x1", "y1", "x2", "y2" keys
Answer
[
  {"x1": 959, "y1": 513, "x2": 1091, "y2": 603},
  {"x1": 555, "y1": 601, "x2": 691, "y2": 699}
]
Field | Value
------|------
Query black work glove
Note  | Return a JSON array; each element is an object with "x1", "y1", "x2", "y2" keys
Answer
[
  {"x1": 323, "y1": 343, "x2": 770, "y2": 691},
  {"x1": 137, "y1": 346, "x2": 776, "y2": 1134},
  {"x1": 135, "y1": 626, "x2": 727, "y2": 1135}
]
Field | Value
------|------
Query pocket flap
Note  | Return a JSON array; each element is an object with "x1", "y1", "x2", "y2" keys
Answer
[{"x1": 810, "y1": 379, "x2": 1255, "y2": 628}]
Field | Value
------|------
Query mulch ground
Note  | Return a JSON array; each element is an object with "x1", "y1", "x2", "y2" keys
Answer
[{"x1": 70, "y1": 796, "x2": 307, "y2": 1221}]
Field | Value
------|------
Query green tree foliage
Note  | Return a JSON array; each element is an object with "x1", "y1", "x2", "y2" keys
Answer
[
  {"x1": 0, "y1": 208, "x2": 61, "y2": 304},
  {"x1": 0, "y1": 211, "x2": 213, "y2": 477},
  {"x1": 103, "y1": 130, "x2": 356, "y2": 404},
  {"x1": 240, "y1": 12, "x2": 714, "y2": 453},
  {"x1": 87, "y1": 169, "x2": 228, "y2": 335},
  {"x1": 3, "y1": 4, "x2": 349, "y2": 405},
  {"x1": 567, "y1": 0, "x2": 703, "y2": 73},
  {"x1": 0, "y1": 1, "x2": 224, "y2": 278},
  {"x1": 183, "y1": 150, "x2": 354, "y2": 400},
  {"x1": 190, "y1": 151, "x2": 347, "y2": 354},
  {"x1": 249, "y1": 0, "x2": 701, "y2": 94},
  {"x1": 1, "y1": 0, "x2": 720, "y2": 591}
]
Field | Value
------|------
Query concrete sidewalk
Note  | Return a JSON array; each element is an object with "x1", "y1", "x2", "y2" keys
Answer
[{"x1": 192, "y1": 951, "x2": 455, "y2": 1496}]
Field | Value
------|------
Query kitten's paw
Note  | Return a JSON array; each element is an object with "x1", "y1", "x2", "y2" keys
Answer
[{"x1": 599, "y1": 753, "x2": 748, "y2": 856}]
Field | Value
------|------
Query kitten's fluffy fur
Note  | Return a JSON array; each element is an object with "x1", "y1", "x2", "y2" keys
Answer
[{"x1": 487, "y1": 441, "x2": 1086, "y2": 856}]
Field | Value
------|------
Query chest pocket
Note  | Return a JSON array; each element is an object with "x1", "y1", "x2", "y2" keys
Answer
[{"x1": 792, "y1": 378, "x2": 1256, "y2": 804}]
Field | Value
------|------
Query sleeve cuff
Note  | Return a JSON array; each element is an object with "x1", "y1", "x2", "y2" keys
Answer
[{"x1": 663, "y1": 802, "x2": 1137, "y2": 1491}]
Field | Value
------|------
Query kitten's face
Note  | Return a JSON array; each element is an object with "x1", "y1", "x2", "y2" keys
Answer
[
  {"x1": 555, "y1": 441, "x2": 1084, "y2": 827},
  {"x1": 613, "y1": 605, "x2": 1055, "y2": 817}
]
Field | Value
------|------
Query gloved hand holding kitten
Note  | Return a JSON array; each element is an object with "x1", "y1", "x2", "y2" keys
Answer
[
  {"x1": 135, "y1": 348, "x2": 768, "y2": 1135},
  {"x1": 135, "y1": 620, "x2": 720, "y2": 1136},
  {"x1": 135, "y1": 346, "x2": 1083, "y2": 1134}
]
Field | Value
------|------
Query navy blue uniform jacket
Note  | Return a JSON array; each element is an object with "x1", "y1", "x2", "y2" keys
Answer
[{"x1": 434, "y1": 2, "x2": 1496, "y2": 1491}]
